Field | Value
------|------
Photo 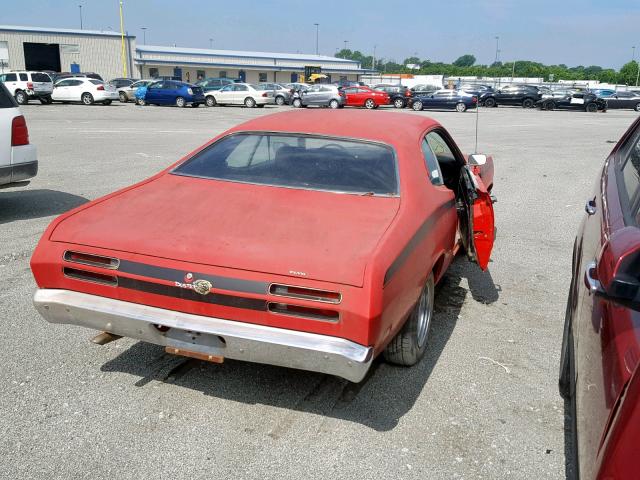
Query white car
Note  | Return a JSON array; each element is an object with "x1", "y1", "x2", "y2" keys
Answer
[
  {"x1": 0, "y1": 83, "x2": 37, "y2": 188},
  {"x1": 210, "y1": 83, "x2": 269, "y2": 107},
  {"x1": 52, "y1": 78, "x2": 118, "y2": 105},
  {"x1": 0, "y1": 71, "x2": 53, "y2": 105}
]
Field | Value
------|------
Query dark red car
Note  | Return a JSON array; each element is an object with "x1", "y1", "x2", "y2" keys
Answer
[
  {"x1": 560, "y1": 115, "x2": 640, "y2": 478},
  {"x1": 342, "y1": 86, "x2": 390, "y2": 109}
]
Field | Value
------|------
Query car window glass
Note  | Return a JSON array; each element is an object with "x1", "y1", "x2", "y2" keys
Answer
[
  {"x1": 31, "y1": 73, "x2": 50, "y2": 82},
  {"x1": 89, "y1": 80, "x2": 103, "y2": 85},
  {"x1": 235, "y1": 85, "x2": 249, "y2": 91},
  {"x1": 621, "y1": 133, "x2": 640, "y2": 223},
  {"x1": 421, "y1": 138, "x2": 444, "y2": 186},
  {"x1": 0, "y1": 83, "x2": 18, "y2": 108},
  {"x1": 19, "y1": 73, "x2": 28, "y2": 81},
  {"x1": 426, "y1": 131, "x2": 457, "y2": 165},
  {"x1": 173, "y1": 133, "x2": 399, "y2": 196},
  {"x1": 5, "y1": 73, "x2": 17, "y2": 81}
]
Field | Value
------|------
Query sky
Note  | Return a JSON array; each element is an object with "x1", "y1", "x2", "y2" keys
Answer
[{"x1": 2, "y1": 0, "x2": 639, "y2": 69}]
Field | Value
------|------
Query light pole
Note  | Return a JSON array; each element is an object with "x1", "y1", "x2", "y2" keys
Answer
[
  {"x1": 314, "y1": 23, "x2": 319, "y2": 55},
  {"x1": 633, "y1": 46, "x2": 636, "y2": 62},
  {"x1": 343, "y1": 40, "x2": 348, "y2": 50},
  {"x1": 494, "y1": 36, "x2": 499, "y2": 63},
  {"x1": 141, "y1": 27, "x2": 146, "y2": 45},
  {"x1": 79, "y1": 5, "x2": 83, "y2": 30},
  {"x1": 209, "y1": 38, "x2": 213, "y2": 49},
  {"x1": 511, "y1": 60, "x2": 516, "y2": 81},
  {"x1": 373, "y1": 44, "x2": 377, "y2": 71}
]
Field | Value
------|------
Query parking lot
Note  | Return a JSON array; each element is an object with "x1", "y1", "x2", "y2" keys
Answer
[{"x1": 1, "y1": 103, "x2": 638, "y2": 479}]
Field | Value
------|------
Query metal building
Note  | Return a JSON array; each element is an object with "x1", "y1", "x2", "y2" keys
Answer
[{"x1": 0, "y1": 25, "x2": 367, "y2": 84}]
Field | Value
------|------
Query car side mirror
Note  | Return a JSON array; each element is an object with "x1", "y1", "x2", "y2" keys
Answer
[
  {"x1": 589, "y1": 226, "x2": 640, "y2": 311},
  {"x1": 468, "y1": 154, "x2": 487, "y2": 166}
]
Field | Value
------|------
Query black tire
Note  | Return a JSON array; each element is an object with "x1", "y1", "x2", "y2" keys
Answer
[
  {"x1": 15, "y1": 90, "x2": 28, "y2": 105},
  {"x1": 364, "y1": 98, "x2": 376, "y2": 109},
  {"x1": 175, "y1": 96, "x2": 186, "y2": 108},
  {"x1": 119, "y1": 92, "x2": 128, "y2": 103},
  {"x1": 585, "y1": 102, "x2": 598, "y2": 113},
  {"x1": 292, "y1": 98, "x2": 302, "y2": 108},
  {"x1": 455, "y1": 102, "x2": 467, "y2": 112},
  {"x1": 190, "y1": 103, "x2": 200, "y2": 108},
  {"x1": 412, "y1": 100, "x2": 423, "y2": 111},
  {"x1": 484, "y1": 97, "x2": 497, "y2": 108},
  {"x1": 205, "y1": 96, "x2": 216, "y2": 107},
  {"x1": 543, "y1": 100, "x2": 555, "y2": 111},
  {"x1": 103, "y1": 100, "x2": 112, "y2": 105},
  {"x1": 384, "y1": 274, "x2": 434, "y2": 366},
  {"x1": 275, "y1": 96, "x2": 286, "y2": 106},
  {"x1": 39, "y1": 96, "x2": 52, "y2": 105},
  {"x1": 257, "y1": 104, "x2": 265, "y2": 108},
  {"x1": 329, "y1": 99, "x2": 339, "y2": 109},
  {"x1": 244, "y1": 97, "x2": 256, "y2": 108},
  {"x1": 522, "y1": 98, "x2": 534, "y2": 108},
  {"x1": 635, "y1": 102, "x2": 640, "y2": 112},
  {"x1": 393, "y1": 98, "x2": 405, "y2": 109},
  {"x1": 81, "y1": 93, "x2": 94, "y2": 105}
]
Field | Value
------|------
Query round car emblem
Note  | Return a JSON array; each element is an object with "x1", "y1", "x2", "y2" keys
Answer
[
  {"x1": 193, "y1": 279, "x2": 213, "y2": 295},
  {"x1": 184, "y1": 272, "x2": 194, "y2": 283}
]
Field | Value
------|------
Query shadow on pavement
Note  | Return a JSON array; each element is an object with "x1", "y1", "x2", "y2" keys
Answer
[
  {"x1": 0, "y1": 189, "x2": 88, "y2": 224},
  {"x1": 101, "y1": 255, "x2": 500, "y2": 432},
  {"x1": 564, "y1": 396, "x2": 578, "y2": 479}
]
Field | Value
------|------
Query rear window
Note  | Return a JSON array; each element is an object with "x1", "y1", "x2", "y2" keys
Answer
[
  {"x1": 31, "y1": 73, "x2": 51, "y2": 82},
  {"x1": 89, "y1": 80, "x2": 103, "y2": 85},
  {"x1": 0, "y1": 83, "x2": 18, "y2": 108},
  {"x1": 173, "y1": 133, "x2": 398, "y2": 196}
]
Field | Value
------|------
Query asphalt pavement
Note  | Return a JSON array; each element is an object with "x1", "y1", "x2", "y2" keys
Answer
[{"x1": 1, "y1": 101, "x2": 637, "y2": 479}]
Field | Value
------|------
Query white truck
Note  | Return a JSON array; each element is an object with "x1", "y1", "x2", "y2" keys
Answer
[{"x1": 0, "y1": 83, "x2": 37, "y2": 188}]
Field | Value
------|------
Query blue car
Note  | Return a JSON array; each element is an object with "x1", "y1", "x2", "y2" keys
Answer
[
  {"x1": 591, "y1": 88, "x2": 616, "y2": 98},
  {"x1": 409, "y1": 90, "x2": 478, "y2": 112},
  {"x1": 143, "y1": 80, "x2": 205, "y2": 107}
]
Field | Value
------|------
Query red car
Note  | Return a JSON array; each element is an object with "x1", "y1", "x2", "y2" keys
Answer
[
  {"x1": 560, "y1": 115, "x2": 640, "y2": 478},
  {"x1": 342, "y1": 86, "x2": 390, "y2": 109},
  {"x1": 31, "y1": 110, "x2": 495, "y2": 382}
]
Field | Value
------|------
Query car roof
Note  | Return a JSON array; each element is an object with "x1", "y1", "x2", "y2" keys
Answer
[{"x1": 225, "y1": 110, "x2": 440, "y2": 147}]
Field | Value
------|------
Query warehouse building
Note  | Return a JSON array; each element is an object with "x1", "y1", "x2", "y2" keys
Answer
[{"x1": 0, "y1": 25, "x2": 367, "y2": 83}]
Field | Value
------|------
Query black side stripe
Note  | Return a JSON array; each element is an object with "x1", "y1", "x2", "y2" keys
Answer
[
  {"x1": 117, "y1": 260, "x2": 268, "y2": 295},
  {"x1": 383, "y1": 199, "x2": 456, "y2": 286},
  {"x1": 118, "y1": 276, "x2": 267, "y2": 311}
]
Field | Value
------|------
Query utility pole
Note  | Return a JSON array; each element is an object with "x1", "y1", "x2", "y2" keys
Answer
[
  {"x1": 373, "y1": 44, "x2": 377, "y2": 71},
  {"x1": 209, "y1": 38, "x2": 213, "y2": 49},
  {"x1": 512, "y1": 60, "x2": 516, "y2": 81},
  {"x1": 633, "y1": 46, "x2": 636, "y2": 62},
  {"x1": 79, "y1": 5, "x2": 83, "y2": 30},
  {"x1": 119, "y1": 1, "x2": 127, "y2": 77},
  {"x1": 314, "y1": 23, "x2": 319, "y2": 55},
  {"x1": 494, "y1": 36, "x2": 499, "y2": 63},
  {"x1": 141, "y1": 27, "x2": 146, "y2": 45},
  {"x1": 636, "y1": 61, "x2": 640, "y2": 86},
  {"x1": 343, "y1": 40, "x2": 348, "y2": 50}
]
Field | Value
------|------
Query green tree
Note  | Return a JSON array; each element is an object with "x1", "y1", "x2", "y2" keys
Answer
[
  {"x1": 453, "y1": 54, "x2": 476, "y2": 67},
  {"x1": 619, "y1": 61, "x2": 640, "y2": 85}
]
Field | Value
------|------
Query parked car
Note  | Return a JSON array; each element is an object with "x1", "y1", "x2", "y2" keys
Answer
[
  {"x1": 255, "y1": 83, "x2": 293, "y2": 106},
  {"x1": 196, "y1": 78, "x2": 236, "y2": 106},
  {"x1": 52, "y1": 72, "x2": 103, "y2": 83},
  {"x1": 0, "y1": 71, "x2": 53, "y2": 105},
  {"x1": 118, "y1": 79, "x2": 154, "y2": 103},
  {"x1": 410, "y1": 90, "x2": 478, "y2": 112},
  {"x1": 537, "y1": 91, "x2": 606, "y2": 112},
  {"x1": 143, "y1": 80, "x2": 204, "y2": 108},
  {"x1": 480, "y1": 84, "x2": 542, "y2": 108},
  {"x1": 591, "y1": 88, "x2": 616, "y2": 98},
  {"x1": 333, "y1": 80, "x2": 366, "y2": 88},
  {"x1": 291, "y1": 84, "x2": 345, "y2": 108},
  {"x1": 410, "y1": 84, "x2": 440, "y2": 96},
  {"x1": 460, "y1": 84, "x2": 494, "y2": 97},
  {"x1": 284, "y1": 82, "x2": 309, "y2": 94},
  {"x1": 373, "y1": 84, "x2": 413, "y2": 108},
  {"x1": 603, "y1": 91, "x2": 640, "y2": 111},
  {"x1": 30, "y1": 110, "x2": 495, "y2": 382},
  {"x1": 342, "y1": 86, "x2": 390, "y2": 109},
  {"x1": 51, "y1": 78, "x2": 118, "y2": 105},
  {"x1": 208, "y1": 83, "x2": 268, "y2": 108},
  {"x1": 560, "y1": 114, "x2": 640, "y2": 479},
  {"x1": 0, "y1": 82, "x2": 37, "y2": 188},
  {"x1": 108, "y1": 77, "x2": 138, "y2": 90}
]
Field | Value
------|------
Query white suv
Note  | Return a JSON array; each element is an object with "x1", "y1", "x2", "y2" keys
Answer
[
  {"x1": 0, "y1": 83, "x2": 38, "y2": 188},
  {"x1": 0, "y1": 71, "x2": 54, "y2": 105}
]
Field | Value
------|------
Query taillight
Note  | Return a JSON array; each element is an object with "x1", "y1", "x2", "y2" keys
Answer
[
  {"x1": 63, "y1": 267, "x2": 118, "y2": 286},
  {"x1": 27, "y1": 82, "x2": 33, "y2": 90},
  {"x1": 97, "y1": 85, "x2": 105, "y2": 91},
  {"x1": 339, "y1": 91, "x2": 345, "y2": 97},
  {"x1": 268, "y1": 303, "x2": 339, "y2": 322},
  {"x1": 404, "y1": 89, "x2": 411, "y2": 97},
  {"x1": 289, "y1": 89, "x2": 294, "y2": 94},
  {"x1": 262, "y1": 92, "x2": 268, "y2": 97},
  {"x1": 63, "y1": 251, "x2": 120, "y2": 269},
  {"x1": 11, "y1": 115, "x2": 29, "y2": 146},
  {"x1": 472, "y1": 96, "x2": 478, "y2": 103},
  {"x1": 269, "y1": 284, "x2": 341, "y2": 303}
]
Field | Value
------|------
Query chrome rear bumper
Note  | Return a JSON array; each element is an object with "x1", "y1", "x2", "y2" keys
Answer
[{"x1": 33, "y1": 289, "x2": 373, "y2": 382}]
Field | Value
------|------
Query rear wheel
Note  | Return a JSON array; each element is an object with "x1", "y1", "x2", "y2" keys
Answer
[
  {"x1": 119, "y1": 92, "x2": 128, "y2": 103},
  {"x1": 364, "y1": 98, "x2": 376, "y2": 109},
  {"x1": 635, "y1": 102, "x2": 640, "y2": 112},
  {"x1": 15, "y1": 90, "x2": 28, "y2": 105},
  {"x1": 39, "y1": 96, "x2": 53, "y2": 105},
  {"x1": 522, "y1": 98, "x2": 534, "y2": 108},
  {"x1": 175, "y1": 96, "x2": 186, "y2": 107},
  {"x1": 275, "y1": 95, "x2": 286, "y2": 106},
  {"x1": 585, "y1": 102, "x2": 598, "y2": 113},
  {"x1": 81, "y1": 93, "x2": 94, "y2": 105},
  {"x1": 455, "y1": 102, "x2": 467, "y2": 112},
  {"x1": 543, "y1": 100, "x2": 555, "y2": 111},
  {"x1": 205, "y1": 95, "x2": 216, "y2": 107},
  {"x1": 244, "y1": 97, "x2": 256, "y2": 108},
  {"x1": 412, "y1": 100, "x2": 423, "y2": 111},
  {"x1": 484, "y1": 97, "x2": 497, "y2": 108},
  {"x1": 393, "y1": 98, "x2": 405, "y2": 108},
  {"x1": 384, "y1": 274, "x2": 434, "y2": 366},
  {"x1": 329, "y1": 99, "x2": 339, "y2": 109},
  {"x1": 103, "y1": 100, "x2": 112, "y2": 105},
  {"x1": 292, "y1": 98, "x2": 302, "y2": 108}
]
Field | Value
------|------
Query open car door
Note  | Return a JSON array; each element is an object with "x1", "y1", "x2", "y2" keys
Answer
[{"x1": 458, "y1": 165, "x2": 495, "y2": 270}]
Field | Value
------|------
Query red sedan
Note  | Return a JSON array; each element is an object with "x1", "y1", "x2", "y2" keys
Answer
[
  {"x1": 342, "y1": 86, "x2": 390, "y2": 109},
  {"x1": 560, "y1": 115, "x2": 640, "y2": 478},
  {"x1": 31, "y1": 110, "x2": 495, "y2": 382}
]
